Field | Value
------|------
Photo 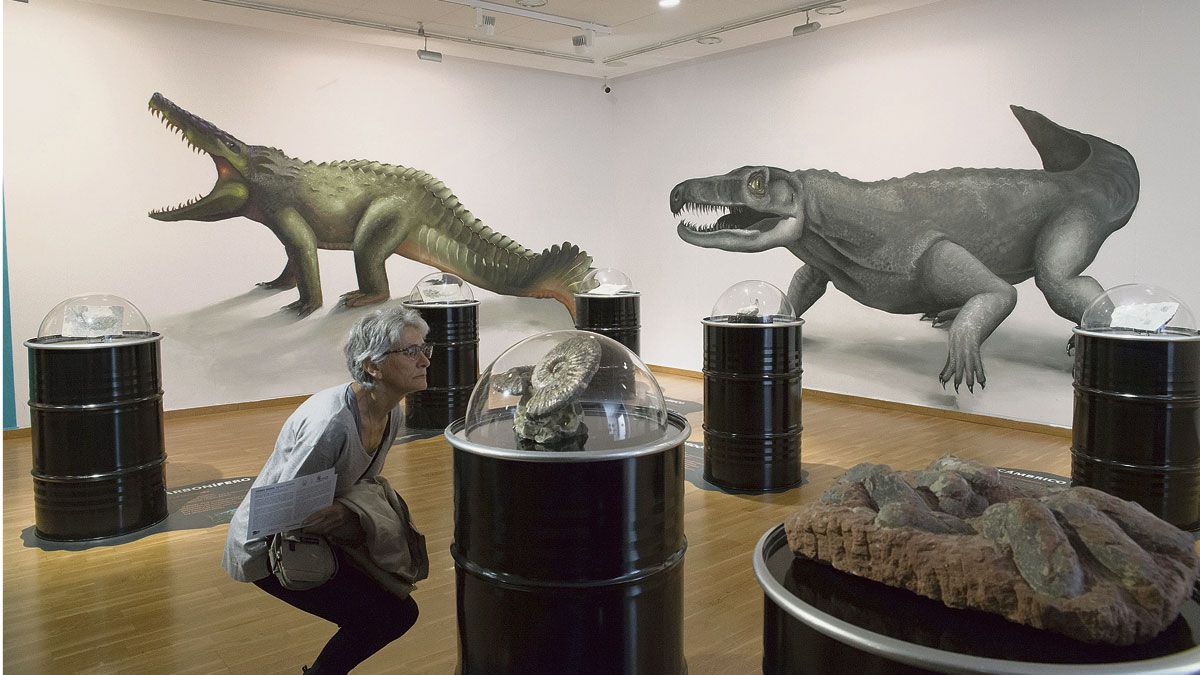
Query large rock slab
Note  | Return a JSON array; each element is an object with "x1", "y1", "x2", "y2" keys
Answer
[{"x1": 784, "y1": 456, "x2": 1200, "y2": 645}]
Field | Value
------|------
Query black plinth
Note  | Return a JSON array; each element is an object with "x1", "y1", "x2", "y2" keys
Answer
[
  {"x1": 447, "y1": 410, "x2": 690, "y2": 675},
  {"x1": 574, "y1": 292, "x2": 641, "y2": 355},
  {"x1": 754, "y1": 525, "x2": 1200, "y2": 674},
  {"x1": 403, "y1": 301, "x2": 479, "y2": 430},
  {"x1": 1071, "y1": 327, "x2": 1200, "y2": 530},
  {"x1": 702, "y1": 317, "x2": 803, "y2": 492},
  {"x1": 25, "y1": 333, "x2": 168, "y2": 541}
]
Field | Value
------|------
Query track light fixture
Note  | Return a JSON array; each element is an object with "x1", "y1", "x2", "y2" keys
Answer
[
  {"x1": 792, "y1": 10, "x2": 821, "y2": 36},
  {"x1": 606, "y1": 0, "x2": 841, "y2": 65},
  {"x1": 442, "y1": 0, "x2": 612, "y2": 35},
  {"x1": 417, "y1": 22, "x2": 443, "y2": 62}
]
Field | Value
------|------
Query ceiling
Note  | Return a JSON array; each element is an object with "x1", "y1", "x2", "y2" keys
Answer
[{"x1": 86, "y1": 0, "x2": 942, "y2": 78}]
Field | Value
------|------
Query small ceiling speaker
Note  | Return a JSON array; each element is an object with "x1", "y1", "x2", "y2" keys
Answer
[
  {"x1": 572, "y1": 34, "x2": 590, "y2": 55},
  {"x1": 476, "y1": 9, "x2": 497, "y2": 36}
]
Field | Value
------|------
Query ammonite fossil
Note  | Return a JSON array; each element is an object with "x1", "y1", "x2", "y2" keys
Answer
[{"x1": 525, "y1": 335, "x2": 602, "y2": 417}]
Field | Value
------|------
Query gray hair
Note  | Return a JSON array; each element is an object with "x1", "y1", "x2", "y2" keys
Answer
[{"x1": 344, "y1": 306, "x2": 429, "y2": 387}]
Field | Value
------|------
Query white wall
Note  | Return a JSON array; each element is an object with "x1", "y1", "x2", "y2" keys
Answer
[
  {"x1": 6, "y1": 0, "x2": 1199, "y2": 429},
  {"x1": 616, "y1": 0, "x2": 1200, "y2": 427},
  {"x1": 4, "y1": 0, "x2": 615, "y2": 427}
]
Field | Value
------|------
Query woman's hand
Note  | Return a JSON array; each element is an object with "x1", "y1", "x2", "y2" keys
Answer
[{"x1": 303, "y1": 501, "x2": 363, "y2": 541}]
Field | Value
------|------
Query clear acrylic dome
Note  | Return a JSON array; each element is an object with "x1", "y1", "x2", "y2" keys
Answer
[
  {"x1": 709, "y1": 280, "x2": 797, "y2": 323},
  {"x1": 34, "y1": 294, "x2": 153, "y2": 343},
  {"x1": 1079, "y1": 283, "x2": 1198, "y2": 337},
  {"x1": 580, "y1": 268, "x2": 636, "y2": 295},
  {"x1": 406, "y1": 272, "x2": 475, "y2": 304},
  {"x1": 459, "y1": 330, "x2": 667, "y2": 452}
]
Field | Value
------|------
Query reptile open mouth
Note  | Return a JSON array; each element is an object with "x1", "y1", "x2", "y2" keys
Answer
[
  {"x1": 147, "y1": 105, "x2": 211, "y2": 217},
  {"x1": 146, "y1": 92, "x2": 249, "y2": 222},
  {"x1": 674, "y1": 203, "x2": 775, "y2": 233}
]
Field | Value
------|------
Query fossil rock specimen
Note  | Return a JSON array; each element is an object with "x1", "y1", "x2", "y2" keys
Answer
[
  {"x1": 502, "y1": 335, "x2": 601, "y2": 447},
  {"x1": 784, "y1": 456, "x2": 1200, "y2": 645}
]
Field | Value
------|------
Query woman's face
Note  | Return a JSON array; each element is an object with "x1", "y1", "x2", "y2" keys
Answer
[{"x1": 372, "y1": 326, "x2": 430, "y2": 395}]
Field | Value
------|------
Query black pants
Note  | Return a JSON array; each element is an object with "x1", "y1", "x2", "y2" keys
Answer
[{"x1": 254, "y1": 548, "x2": 419, "y2": 674}]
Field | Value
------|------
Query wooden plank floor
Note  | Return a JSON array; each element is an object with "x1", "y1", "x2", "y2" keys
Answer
[{"x1": 3, "y1": 372, "x2": 1072, "y2": 673}]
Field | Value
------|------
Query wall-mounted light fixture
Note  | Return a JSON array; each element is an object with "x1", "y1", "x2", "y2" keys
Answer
[
  {"x1": 792, "y1": 11, "x2": 820, "y2": 36},
  {"x1": 417, "y1": 22, "x2": 443, "y2": 62}
]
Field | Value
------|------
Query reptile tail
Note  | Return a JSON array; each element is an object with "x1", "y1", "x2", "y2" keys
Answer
[
  {"x1": 523, "y1": 242, "x2": 594, "y2": 319},
  {"x1": 1010, "y1": 105, "x2": 1139, "y2": 220},
  {"x1": 408, "y1": 174, "x2": 595, "y2": 318}
]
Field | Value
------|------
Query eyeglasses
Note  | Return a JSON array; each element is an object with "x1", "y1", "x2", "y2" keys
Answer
[{"x1": 383, "y1": 343, "x2": 434, "y2": 360}]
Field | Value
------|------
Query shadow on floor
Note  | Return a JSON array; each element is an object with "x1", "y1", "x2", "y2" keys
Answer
[
  {"x1": 684, "y1": 440, "x2": 809, "y2": 494},
  {"x1": 21, "y1": 475, "x2": 255, "y2": 551}
]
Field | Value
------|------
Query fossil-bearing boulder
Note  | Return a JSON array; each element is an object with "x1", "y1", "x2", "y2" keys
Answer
[{"x1": 784, "y1": 456, "x2": 1200, "y2": 645}]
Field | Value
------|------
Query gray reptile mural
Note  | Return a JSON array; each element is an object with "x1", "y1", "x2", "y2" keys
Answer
[
  {"x1": 670, "y1": 105, "x2": 1139, "y2": 391},
  {"x1": 147, "y1": 93, "x2": 592, "y2": 317}
]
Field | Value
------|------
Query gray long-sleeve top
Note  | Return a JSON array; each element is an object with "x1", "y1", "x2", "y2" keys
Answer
[{"x1": 222, "y1": 383, "x2": 402, "y2": 582}]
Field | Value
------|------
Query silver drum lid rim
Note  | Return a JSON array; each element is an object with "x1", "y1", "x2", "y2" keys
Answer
[
  {"x1": 25, "y1": 333, "x2": 163, "y2": 349},
  {"x1": 752, "y1": 525, "x2": 1200, "y2": 675},
  {"x1": 445, "y1": 411, "x2": 691, "y2": 463}
]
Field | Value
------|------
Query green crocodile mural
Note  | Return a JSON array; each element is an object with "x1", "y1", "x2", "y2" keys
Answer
[
  {"x1": 670, "y1": 106, "x2": 1139, "y2": 391},
  {"x1": 147, "y1": 92, "x2": 592, "y2": 317}
]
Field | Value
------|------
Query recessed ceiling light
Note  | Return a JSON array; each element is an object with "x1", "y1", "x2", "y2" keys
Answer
[
  {"x1": 696, "y1": 36, "x2": 721, "y2": 45},
  {"x1": 659, "y1": 0, "x2": 680, "y2": 8},
  {"x1": 815, "y1": 5, "x2": 845, "y2": 15},
  {"x1": 516, "y1": 0, "x2": 547, "y2": 7}
]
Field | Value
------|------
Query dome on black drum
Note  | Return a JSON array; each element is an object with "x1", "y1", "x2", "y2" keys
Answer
[
  {"x1": 708, "y1": 280, "x2": 796, "y2": 324},
  {"x1": 33, "y1": 293, "x2": 155, "y2": 346},
  {"x1": 459, "y1": 330, "x2": 667, "y2": 453},
  {"x1": 579, "y1": 267, "x2": 637, "y2": 296},
  {"x1": 407, "y1": 271, "x2": 475, "y2": 304},
  {"x1": 1078, "y1": 283, "x2": 1198, "y2": 338}
]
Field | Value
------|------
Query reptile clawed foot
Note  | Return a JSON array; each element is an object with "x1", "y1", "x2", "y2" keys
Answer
[
  {"x1": 926, "y1": 306, "x2": 955, "y2": 326},
  {"x1": 339, "y1": 291, "x2": 390, "y2": 308},
  {"x1": 257, "y1": 279, "x2": 298, "y2": 291},
  {"x1": 282, "y1": 299, "x2": 321, "y2": 317},
  {"x1": 939, "y1": 332, "x2": 985, "y2": 395}
]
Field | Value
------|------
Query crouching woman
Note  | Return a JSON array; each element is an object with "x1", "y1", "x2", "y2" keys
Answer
[{"x1": 222, "y1": 306, "x2": 433, "y2": 673}]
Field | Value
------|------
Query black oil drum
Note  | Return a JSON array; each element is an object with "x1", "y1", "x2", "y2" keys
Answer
[
  {"x1": 25, "y1": 333, "x2": 167, "y2": 541},
  {"x1": 1071, "y1": 327, "x2": 1200, "y2": 530},
  {"x1": 574, "y1": 292, "x2": 641, "y2": 355},
  {"x1": 702, "y1": 317, "x2": 803, "y2": 492},
  {"x1": 447, "y1": 410, "x2": 690, "y2": 675},
  {"x1": 754, "y1": 524, "x2": 1200, "y2": 674},
  {"x1": 402, "y1": 300, "x2": 479, "y2": 430}
]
